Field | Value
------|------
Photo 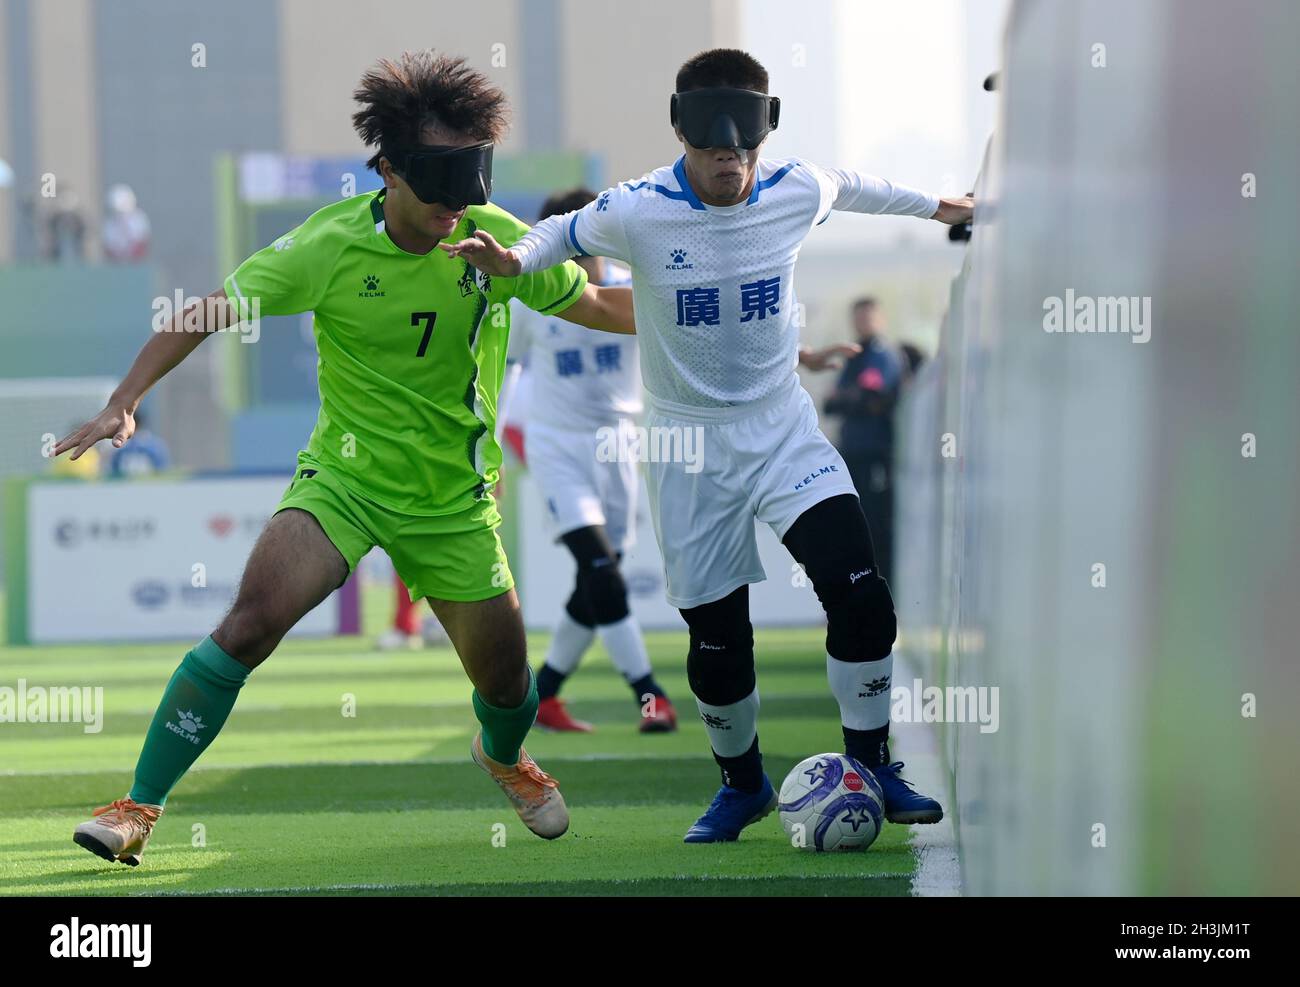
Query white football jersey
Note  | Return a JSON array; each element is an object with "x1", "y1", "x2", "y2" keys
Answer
[
  {"x1": 508, "y1": 263, "x2": 642, "y2": 431},
  {"x1": 512, "y1": 156, "x2": 939, "y2": 408}
]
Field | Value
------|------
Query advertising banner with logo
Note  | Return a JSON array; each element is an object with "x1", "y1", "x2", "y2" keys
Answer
[
  {"x1": 513, "y1": 473, "x2": 825, "y2": 631},
  {"x1": 13, "y1": 476, "x2": 348, "y2": 644}
]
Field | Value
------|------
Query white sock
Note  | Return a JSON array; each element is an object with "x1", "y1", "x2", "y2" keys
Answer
[
  {"x1": 544, "y1": 611, "x2": 595, "y2": 676},
  {"x1": 596, "y1": 614, "x2": 652, "y2": 682},
  {"x1": 826, "y1": 652, "x2": 893, "y2": 730},
  {"x1": 695, "y1": 687, "x2": 759, "y2": 757}
]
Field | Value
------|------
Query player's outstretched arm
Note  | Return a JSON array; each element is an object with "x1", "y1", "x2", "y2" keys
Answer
[
  {"x1": 824, "y1": 167, "x2": 974, "y2": 225},
  {"x1": 555, "y1": 283, "x2": 636, "y2": 335},
  {"x1": 54, "y1": 288, "x2": 239, "y2": 460}
]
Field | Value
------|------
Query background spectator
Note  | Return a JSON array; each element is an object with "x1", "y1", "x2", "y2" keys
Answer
[
  {"x1": 824, "y1": 297, "x2": 903, "y2": 581},
  {"x1": 102, "y1": 183, "x2": 151, "y2": 262},
  {"x1": 43, "y1": 188, "x2": 87, "y2": 263}
]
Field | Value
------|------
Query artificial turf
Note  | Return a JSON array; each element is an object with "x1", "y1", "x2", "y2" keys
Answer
[{"x1": 0, "y1": 622, "x2": 917, "y2": 896}]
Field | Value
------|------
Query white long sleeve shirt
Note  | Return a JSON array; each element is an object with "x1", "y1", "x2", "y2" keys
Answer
[{"x1": 511, "y1": 156, "x2": 938, "y2": 408}]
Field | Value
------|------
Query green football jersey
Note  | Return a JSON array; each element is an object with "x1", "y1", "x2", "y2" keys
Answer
[{"x1": 225, "y1": 190, "x2": 589, "y2": 516}]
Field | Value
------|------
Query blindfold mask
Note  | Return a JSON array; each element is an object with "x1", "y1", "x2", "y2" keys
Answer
[
  {"x1": 670, "y1": 87, "x2": 780, "y2": 150},
  {"x1": 384, "y1": 141, "x2": 493, "y2": 209}
]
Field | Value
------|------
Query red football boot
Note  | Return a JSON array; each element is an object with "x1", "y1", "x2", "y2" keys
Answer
[
  {"x1": 639, "y1": 695, "x2": 678, "y2": 733},
  {"x1": 536, "y1": 696, "x2": 594, "y2": 733}
]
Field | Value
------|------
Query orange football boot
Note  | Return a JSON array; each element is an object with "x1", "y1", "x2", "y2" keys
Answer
[
  {"x1": 73, "y1": 797, "x2": 163, "y2": 866},
  {"x1": 471, "y1": 732, "x2": 569, "y2": 839}
]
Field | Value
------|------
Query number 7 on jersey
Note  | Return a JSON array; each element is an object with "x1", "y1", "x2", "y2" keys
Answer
[{"x1": 411, "y1": 311, "x2": 437, "y2": 357}]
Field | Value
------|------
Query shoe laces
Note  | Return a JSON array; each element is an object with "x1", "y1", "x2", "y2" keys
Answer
[
  {"x1": 91, "y1": 798, "x2": 157, "y2": 832},
  {"x1": 710, "y1": 784, "x2": 754, "y2": 810},
  {"x1": 877, "y1": 761, "x2": 916, "y2": 790},
  {"x1": 510, "y1": 755, "x2": 558, "y2": 803}
]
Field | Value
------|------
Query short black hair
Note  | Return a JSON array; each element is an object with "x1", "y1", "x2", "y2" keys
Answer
[
  {"x1": 675, "y1": 48, "x2": 769, "y2": 93},
  {"x1": 852, "y1": 297, "x2": 879, "y2": 312},
  {"x1": 352, "y1": 50, "x2": 509, "y2": 172},
  {"x1": 538, "y1": 187, "x2": 597, "y2": 222}
]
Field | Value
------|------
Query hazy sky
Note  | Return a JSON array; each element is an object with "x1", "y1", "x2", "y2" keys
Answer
[{"x1": 744, "y1": 0, "x2": 1008, "y2": 244}]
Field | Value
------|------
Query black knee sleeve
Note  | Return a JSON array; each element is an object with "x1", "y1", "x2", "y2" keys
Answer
[
  {"x1": 582, "y1": 561, "x2": 630, "y2": 624},
  {"x1": 561, "y1": 526, "x2": 627, "y2": 627},
  {"x1": 564, "y1": 582, "x2": 596, "y2": 628},
  {"x1": 784, "y1": 494, "x2": 897, "y2": 661},
  {"x1": 682, "y1": 587, "x2": 755, "y2": 705},
  {"x1": 821, "y1": 572, "x2": 897, "y2": 660}
]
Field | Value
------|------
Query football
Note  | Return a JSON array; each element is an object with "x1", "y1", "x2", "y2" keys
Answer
[{"x1": 778, "y1": 753, "x2": 885, "y2": 851}]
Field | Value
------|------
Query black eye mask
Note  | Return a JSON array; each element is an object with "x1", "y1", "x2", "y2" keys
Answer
[
  {"x1": 670, "y1": 87, "x2": 780, "y2": 150},
  {"x1": 384, "y1": 141, "x2": 494, "y2": 209}
]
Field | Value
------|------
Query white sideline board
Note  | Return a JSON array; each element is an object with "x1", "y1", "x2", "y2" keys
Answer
[{"x1": 22, "y1": 476, "x2": 341, "y2": 643}]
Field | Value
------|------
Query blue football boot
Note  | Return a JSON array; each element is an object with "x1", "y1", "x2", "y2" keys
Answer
[
  {"x1": 683, "y1": 775, "x2": 778, "y2": 843},
  {"x1": 872, "y1": 761, "x2": 943, "y2": 824}
]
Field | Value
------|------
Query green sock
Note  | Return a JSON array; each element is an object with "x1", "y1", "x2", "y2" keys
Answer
[
  {"x1": 128, "y1": 636, "x2": 251, "y2": 807},
  {"x1": 472, "y1": 666, "x2": 538, "y2": 766}
]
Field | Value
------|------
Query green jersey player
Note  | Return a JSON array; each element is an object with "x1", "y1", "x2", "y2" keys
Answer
[{"x1": 57, "y1": 51, "x2": 635, "y2": 865}]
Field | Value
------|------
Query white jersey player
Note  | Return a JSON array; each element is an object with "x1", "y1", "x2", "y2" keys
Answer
[
  {"x1": 506, "y1": 189, "x2": 677, "y2": 734},
  {"x1": 443, "y1": 48, "x2": 974, "y2": 841}
]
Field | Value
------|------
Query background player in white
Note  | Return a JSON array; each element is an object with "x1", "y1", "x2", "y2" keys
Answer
[
  {"x1": 506, "y1": 188, "x2": 677, "y2": 734},
  {"x1": 445, "y1": 49, "x2": 974, "y2": 842}
]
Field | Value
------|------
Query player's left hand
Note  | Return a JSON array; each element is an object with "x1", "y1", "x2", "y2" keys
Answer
[
  {"x1": 438, "y1": 229, "x2": 523, "y2": 277},
  {"x1": 798, "y1": 342, "x2": 861, "y2": 372}
]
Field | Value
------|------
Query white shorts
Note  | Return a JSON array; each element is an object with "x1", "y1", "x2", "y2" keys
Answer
[
  {"x1": 644, "y1": 377, "x2": 858, "y2": 609},
  {"x1": 525, "y1": 419, "x2": 639, "y2": 554}
]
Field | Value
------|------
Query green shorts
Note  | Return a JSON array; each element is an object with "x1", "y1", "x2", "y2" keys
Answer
[{"x1": 276, "y1": 458, "x2": 514, "y2": 603}]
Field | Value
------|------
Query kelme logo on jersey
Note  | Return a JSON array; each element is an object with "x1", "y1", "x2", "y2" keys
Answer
[
  {"x1": 665, "y1": 248, "x2": 694, "y2": 271},
  {"x1": 358, "y1": 274, "x2": 385, "y2": 298},
  {"x1": 793, "y1": 463, "x2": 839, "y2": 491}
]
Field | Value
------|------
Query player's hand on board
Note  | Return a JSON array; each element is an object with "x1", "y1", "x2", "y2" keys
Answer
[
  {"x1": 798, "y1": 342, "x2": 861, "y2": 372},
  {"x1": 54, "y1": 404, "x2": 135, "y2": 461},
  {"x1": 438, "y1": 228, "x2": 523, "y2": 277},
  {"x1": 933, "y1": 194, "x2": 975, "y2": 226}
]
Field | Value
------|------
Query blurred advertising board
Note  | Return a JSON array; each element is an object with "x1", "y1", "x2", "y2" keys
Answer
[{"x1": 5, "y1": 474, "x2": 357, "y2": 644}]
